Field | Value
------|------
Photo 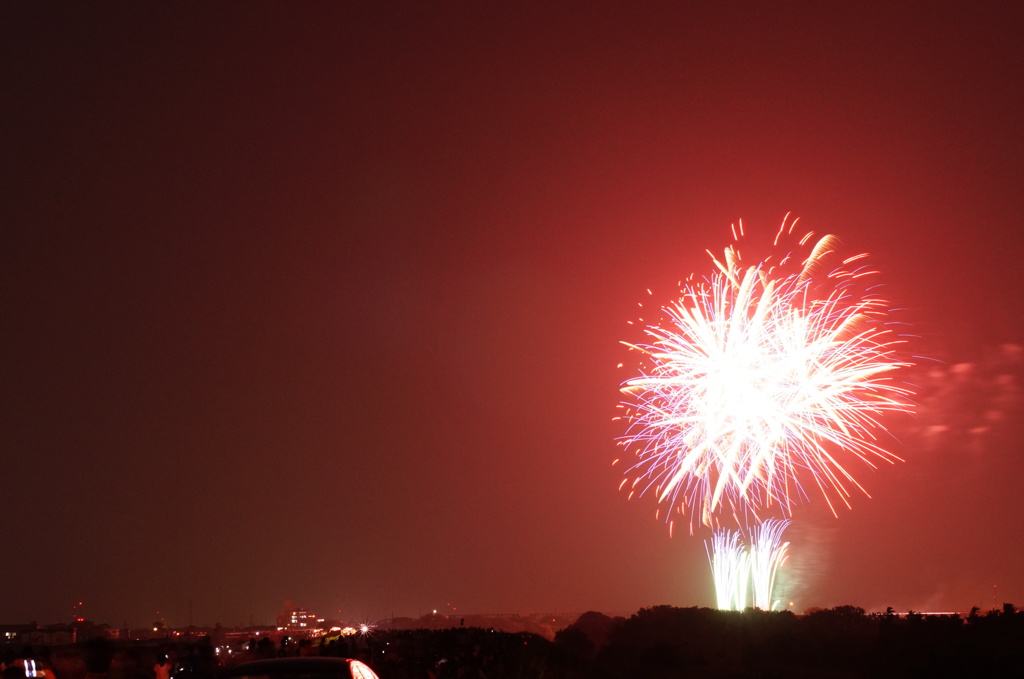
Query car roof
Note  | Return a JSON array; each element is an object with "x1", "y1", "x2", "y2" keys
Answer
[{"x1": 220, "y1": 658, "x2": 364, "y2": 679}]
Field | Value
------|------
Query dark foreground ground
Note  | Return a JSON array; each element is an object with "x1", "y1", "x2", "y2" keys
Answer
[{"x1": 4, "y1": 605, "x2": 1023, "y2": 679}]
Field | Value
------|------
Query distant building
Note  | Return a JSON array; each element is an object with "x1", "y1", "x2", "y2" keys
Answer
[
  {"x1": 1, "y1": 624, "x2": 30, "y2": 642},
  {"x1": 0, "y1": 623, "x2": 75, "y2": 645},
  {"x1": 275, "y1": 600, "x2": 324, "y2": 637}
]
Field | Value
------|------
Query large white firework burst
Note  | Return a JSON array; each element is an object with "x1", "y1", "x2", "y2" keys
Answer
[{"x1": 616, "y1": 217, "x2": 914, "y2": 530}]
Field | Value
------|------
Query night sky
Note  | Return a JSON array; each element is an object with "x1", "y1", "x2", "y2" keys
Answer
[{"x1": 3, "y1": 3, "x2": 1024, "y2": 628}]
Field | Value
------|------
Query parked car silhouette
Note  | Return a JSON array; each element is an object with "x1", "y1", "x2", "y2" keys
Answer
[{"x1": 220, "y1": 657, "x2": 379, "y2": 679}]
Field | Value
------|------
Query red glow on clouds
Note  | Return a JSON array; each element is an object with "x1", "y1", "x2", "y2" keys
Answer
[{"x1": 1, "y1": 3, "x2": 1024, "y2": 625}]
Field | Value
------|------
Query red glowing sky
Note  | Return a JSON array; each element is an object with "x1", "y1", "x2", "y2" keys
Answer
[{"x1": 2, "y1": 3, "x2": 1024, "y2": 626}]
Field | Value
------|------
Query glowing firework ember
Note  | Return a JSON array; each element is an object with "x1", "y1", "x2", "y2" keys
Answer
[{"x1": 616, "y1": 217, "x2": 914, "y2": 529}]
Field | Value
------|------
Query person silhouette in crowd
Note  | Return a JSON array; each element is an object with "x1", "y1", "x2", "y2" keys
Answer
[{"x1": 153, "y1": 653, "x2": 171, "y2": 679}]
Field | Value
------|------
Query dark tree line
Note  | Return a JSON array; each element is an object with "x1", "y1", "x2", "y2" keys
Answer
[
  {"x1": 552, "y1": 604, "x2": 1024, "y2": 678},
  {"x1": 308, "y1": 604, "x2": 1024, "y2": 677}
]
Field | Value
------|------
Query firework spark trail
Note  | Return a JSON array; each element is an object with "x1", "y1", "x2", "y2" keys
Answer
[
  {"x1": 749, "y1": 518, "x2": 791, "y2": 611},
  {"x1": 707, "y1": 529, "x2": 750, "y2": 611},
  {"x1": 617, "y1": 217, "x2": 914, "y2": 529},
  {"x1": 705, "y1": 519, "x2": 790, "y2": 610}
]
